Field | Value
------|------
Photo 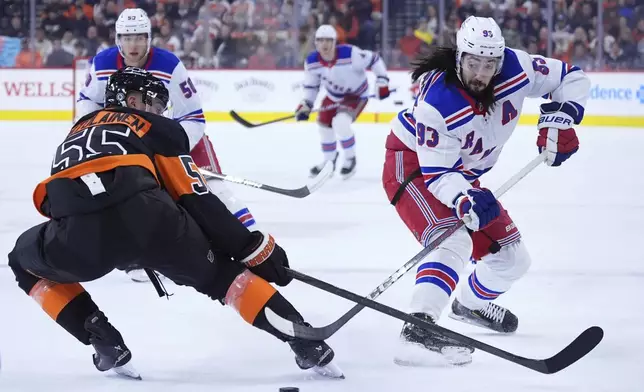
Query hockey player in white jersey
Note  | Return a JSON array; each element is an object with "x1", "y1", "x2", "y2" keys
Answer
[
  {"x1": 295, "y1": 25, "x2": 391, "y2": 179},
  {"x1": 382, "y1": 16, "x2": 590, "y2": 365},
  {"x1": 76, "y1": 8, "x2": 258, "y2": 282}
]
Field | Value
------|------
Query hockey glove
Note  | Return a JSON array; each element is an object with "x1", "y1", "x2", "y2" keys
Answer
[
  {"x1": 238, "y1": 231, "x2": 292, "y2": 287},
  {"x1": 537, "y1": 101, "x2": 581, "y2": 167},
  {"x1": 452, "y1": 188, "x2": 500, "y2": 231},
  {"x1": 295, "y1": 100, "x2": 313, "y2": 121},
  {"x1": 376, "y1": 76, "x2": 390, "y2": 100}
]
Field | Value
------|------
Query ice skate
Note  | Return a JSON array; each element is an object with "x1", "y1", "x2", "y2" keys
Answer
[
  {"x1": 310, "y1": 152, "x2": 338, "y2": 178},
  {"x1": 85, "y1": 311, "x2": 141, "y2": 380},
  {"x1": 449, "y1": 298, "x2": 518, "y2": 333},
  {"x1": 339, "y1": 157, "x2": 356, "y2": 179},
  {"x1": 288, "y1": 322, "x2": 344, "y2": 379},
  {"x1": 394, "y1": 312, "x2": 474, "y2": 367}
]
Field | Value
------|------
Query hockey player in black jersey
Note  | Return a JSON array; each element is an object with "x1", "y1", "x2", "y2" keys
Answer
[{"x1": 7, "y1": 67, "x2": 342, "y2": 380}]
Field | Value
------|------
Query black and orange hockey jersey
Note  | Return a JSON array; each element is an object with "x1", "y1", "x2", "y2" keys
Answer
[{"x1": 33, "y1": 106, "x2": 253, "y2": 257}]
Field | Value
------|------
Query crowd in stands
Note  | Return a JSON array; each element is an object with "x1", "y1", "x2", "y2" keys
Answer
[
  {"x1": 1, "y1": 0, "x2": 642, "y2": 71},
  {"x1": 395, "y1": 0, "x2": 643, "y2": 70}
]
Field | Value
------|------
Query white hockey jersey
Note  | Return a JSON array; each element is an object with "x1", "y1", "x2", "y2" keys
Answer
[
  {"x1": 76, "y1": 47, "x2": 206, "y2": 149},
  {"x1": 389, "y1": 48, "x2": 591, "y2": 208},
  {"x1": 301, "y1": 44, "x2": 388, "y2": 103}
]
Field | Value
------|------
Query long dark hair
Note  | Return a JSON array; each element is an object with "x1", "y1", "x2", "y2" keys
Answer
[{"x1": 411, "y1": 47, "x2": 497, "y2": 112}]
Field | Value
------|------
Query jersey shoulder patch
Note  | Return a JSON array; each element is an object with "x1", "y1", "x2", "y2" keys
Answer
[
  {"x1": 336, "y1": 44, "x2": 353, "y2": 60},
  {"x1": 305, "y1": 51, "x2": 323, "y2": 70},
  {"x1": 147, "y1": 47, "x2": 181, "y2": 83},
  {"x1": 494, "y1": 48, "x2": 530, "y2": 100},
  {"x1": 93, "y1": 47, "x2": 120, "y2": 81},
  {"x1": 417, "y1": 71, "x2": 473, "y2": 131}
]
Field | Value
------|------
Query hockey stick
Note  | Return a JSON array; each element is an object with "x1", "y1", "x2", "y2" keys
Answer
[
  {"x1": 199, "y1": 159, "x2": 333, "y2": 198},
  {"x1": 229, "y1": 90, "x2": 398, "y2": 128},
  {"x1": 266, "y1": 151, "x2": 548, "y2": 340},
  {"x1": 266, "y1": 269, "x2": 603, "y2": 374}
]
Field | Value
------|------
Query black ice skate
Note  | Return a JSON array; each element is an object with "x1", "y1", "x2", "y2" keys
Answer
[
  {"x1": 85, "y1": 310, "x2": 141, "y2": 380},
  {"x1": 448, "y1": 298, "x2": 518, "y2": 333},
  {"x1": 288, "y1": 322, "x2": 344, "y2": 379},
  {"x1": 394, "y1": 312, "x2": 474, "y2": 366},
  {"x1": 339, "y1": 157, "x2": 356, "y2": 179},
  {"x1": 310, "y1": 152, "x2": 338, "y2": 178}
]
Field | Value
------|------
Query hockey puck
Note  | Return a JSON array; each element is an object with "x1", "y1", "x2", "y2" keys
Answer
[
  {"x1": 394, "y1": 100, "x2": 404, "y2": 105},
  {"x1": 279, "y1": 388, "x2": 299, "y2": 392}
]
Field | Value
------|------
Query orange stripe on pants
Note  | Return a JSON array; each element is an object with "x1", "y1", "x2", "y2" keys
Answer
[{"x1": 29, "y1": 280, "x2": 86, "y2": 320}]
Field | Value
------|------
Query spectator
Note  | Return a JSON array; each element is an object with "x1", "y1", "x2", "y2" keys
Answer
[
  {"x1": 2, "y1": 0, "x2": 639, "y2": 72},
  {"x1": 570, "y1": 42, "x2": 595, "y2": 71},
  {"x1": 503, "y1": 18, "x2": 523, "y2": 50},
  {"x1": 41, "y1": 8, "x2": 68, "y2": 40},
  {"x1": 398, "y1": 26, "x2": 422, "y2": 63},
  {"x1": 33, "y1": 28, "x2": 53, "y2": 63},
  {"x1": 425, "y1": 5, "x2": 438, "y2": 36},
  {"x1": 92, "y1": 13, "x2": 112, "y2": 41},
  {"x1": 5, "y1": 16, "x2": 27, "y2": 39},
  {"x1": 85, "y1": 25, "x2": 101, "y2": 57},
  {"x1": 46, "y1": 39, "x2": 74, "y2": 67},
  {"x1": 247, "y1": 44, "x2": 276, "y2": 69},
  {"x1": 71, "y1": 7, "x2": 91, "y2": 38},
  {"x1": 61, "y1": 31, "x2": 76, "y2": 55},
  {"x1": 156, "y1": 23, "x2": 182, "y2": 53},
  {"x1": 606, "y1": 40, "x2": 630, "y2": 69},
  {"x1": 15, "y1": 39, "x2": 43, "y2": 68}
]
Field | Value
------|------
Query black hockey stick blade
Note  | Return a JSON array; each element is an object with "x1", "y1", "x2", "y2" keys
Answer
[
  {"x1": 537, "y1": 326, "x2": 604, "y2": 374},
  {"x1": 265, "y1": 268, "x2": 604, "y2": 374},
  {"x1": 200, "y1": 160, "x2": 333, "y2": 198},
  {"x1": 229, "y1": 110, "x2": 295, "y2": 128}
]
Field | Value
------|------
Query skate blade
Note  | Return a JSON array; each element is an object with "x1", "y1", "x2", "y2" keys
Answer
[
  {"x1": 309, "y1": 160, "x2": 335, "y2": 180},
  {"x1": 113, "y1": 363, "x2": 142, "y2": 380},
  {"x1": 126, "y1": 270, "x2": 150, "y2": 283},
  {"x1": 127, "y1": 270, "x2": 167, "y2": 284},
  {"x1": 447, "y1": 312, "x2": 512, "y2": 334},
  {"x1": 340, "y1": 167, "x2": 356, "y2": 180},
  {"x1": 312, "y1": 361, "x2": 344, "y2": 379},
  {"x1": 393, "y1": 340, "x2": 472, "y2": 367}
]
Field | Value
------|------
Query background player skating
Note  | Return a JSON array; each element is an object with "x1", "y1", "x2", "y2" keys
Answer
[
  {"x1": 295, "y1": 24, "x2": 391, "y2": 180},
  {"x1": 382, "y1": 16, "x2": 590, "y2": 366},
  {"x1": 76, "y1": 8, "x2": 258, "y2": 281}
]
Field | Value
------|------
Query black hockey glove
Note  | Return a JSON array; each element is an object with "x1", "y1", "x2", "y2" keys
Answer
[{"x1": 238, "y1": 231, "x2": 292, "y2": 287}]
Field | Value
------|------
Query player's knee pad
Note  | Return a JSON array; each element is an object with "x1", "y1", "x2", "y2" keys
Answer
[
  {"x1": 430, "y1": 227, "x2": 474, "y2": 265},
  {"x1": 480, "y1": 240, "x2": 531, "y2": 281},
  {"x1": 204, "y1": 259, "x2": 246, "y2": 301},
  {"x1": 318, "y1": 124, "x2": 335, "y2": 141},
  {"x1": 331, "y1": 112, "x2": 353, "y2": 139}
]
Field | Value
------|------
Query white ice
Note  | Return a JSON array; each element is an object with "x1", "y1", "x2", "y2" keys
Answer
[{"x1": 0, "y1": 120, "x2": 642, "y2": 392}]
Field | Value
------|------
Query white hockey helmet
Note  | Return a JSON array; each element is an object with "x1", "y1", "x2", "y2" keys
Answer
[
  {"x1": 115, "y1": 8, "x2": 152, "y2": 57},
  {"x1": 315, "y1": 24, "x2": 337, "y2": 41},
  {"x1": 456, "y1": 16, "x2": 505, "y2": 78}
]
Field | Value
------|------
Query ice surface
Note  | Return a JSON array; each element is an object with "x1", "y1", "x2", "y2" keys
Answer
[{"x1": 0, "y1": 121, "x2": 642, "y2": 392}]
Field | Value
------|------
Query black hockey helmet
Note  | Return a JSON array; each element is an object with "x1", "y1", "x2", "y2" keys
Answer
[{"x1": 105, "y1": 66, "x2": 169, "y2": 113}]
